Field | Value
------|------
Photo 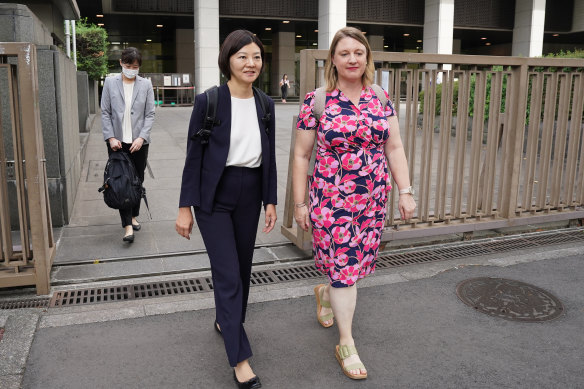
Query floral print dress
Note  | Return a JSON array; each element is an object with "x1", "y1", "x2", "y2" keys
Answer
[{"x1": 297, "y1": 86, "x2": 396, "y2": 287}]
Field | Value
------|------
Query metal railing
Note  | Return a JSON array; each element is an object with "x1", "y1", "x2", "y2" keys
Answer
[
  {"x1": 282, "y1": 50, "x2": 584, "y2": 249},
  {"x1": 0, "y1": 43, "x2": 55, "y2": 294}
]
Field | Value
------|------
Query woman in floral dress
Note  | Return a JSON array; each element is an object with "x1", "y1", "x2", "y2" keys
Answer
[{"x1": 292, "y1": 27, "x2": 416, "y2": 380}]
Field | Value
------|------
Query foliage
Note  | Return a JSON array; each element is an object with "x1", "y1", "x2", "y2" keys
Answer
[
  {"x1": 419, "y1": 66, "x2": 508, "y2": 121},
  {"x1": 543, "y1": 49, "x2": 584, "y2": 59},
  {"x1": 75, "y1": 18, "x2": 109, "y2": 80},
  {"x1": 419, "y1": 82, "x2": 459, "y2": 117},
  {"x1": 418, "y1": 53, "x2": 583, "y2": 126}
]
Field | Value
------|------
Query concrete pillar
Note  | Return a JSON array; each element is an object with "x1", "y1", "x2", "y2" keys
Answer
[
  {"x1": 423, "y1": 0, "x2": 454, "y2": 83},
  {"x1": 272, "y1": 31, "x2": 296, "y2": 97},
  {"x1": 318, "y1": 0, "x2": 347, "y2": 49},
  {"x1": 512, "y1": 0, "x2": 546, "y2": 57},
  {"x1": 368, "y1": 35, "x2": 384, "y2": 52},
  {"x1": 573, "y1": 0, "x2": 584, "y2": 32},
  {"x1": 176, "y1": 28, "x2": 195, "y2": 75},
  {"x1": 423, "y1": 0, "x2": 454, "y2": 55},
  {"x1": 194, "y1": 0, "x2": 219, "y2": 93},
  {"x1": 453, "y1": 38, "x2": 462, "y2": 54}
]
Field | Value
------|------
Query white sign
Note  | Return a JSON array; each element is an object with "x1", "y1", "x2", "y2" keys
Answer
[
  {"x1": 381, "y1": 71, "x2": 390, "y2": 91},
  {"x1": 183, "y1": 74, "x2": 190, "y2": 84},
  {"x1": 163, "y1": 76, "x2": 172, "y2": 86}
]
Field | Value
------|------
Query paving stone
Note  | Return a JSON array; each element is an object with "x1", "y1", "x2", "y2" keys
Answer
[
  {"x1": 53, "y1": 234, "x2": 159, "y2": 264},
  {"x1": 161, "y1": 254, "x2": 210, "y2": 272},
  {"x1": 270, "y1": 244, "x2": 311, "y2": 261},
  {"x1": 0, "y1": 313, "x2": 40, "y2": 375}
]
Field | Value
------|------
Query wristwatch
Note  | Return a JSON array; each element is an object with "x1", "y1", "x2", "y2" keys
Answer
[{"x1": 399, "y1": 186, "x2": 415, "y2": 196}]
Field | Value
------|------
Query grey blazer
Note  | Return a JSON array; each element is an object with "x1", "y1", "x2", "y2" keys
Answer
[{"x1": 101, "y1": 74, "x2": 155, "y2": 144}]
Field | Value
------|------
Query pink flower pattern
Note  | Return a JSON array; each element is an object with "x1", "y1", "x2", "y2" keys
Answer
[{"x1": 297, "y1": 86, "x2": 396, "y2": 287}]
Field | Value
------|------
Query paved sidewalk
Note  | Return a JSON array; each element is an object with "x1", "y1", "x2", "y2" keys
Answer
[
  {"x1": 12, "y1": 243, "x2": 584, "y2": 388},
  {"x1": 54, "y1": 103, "x2": 301, "y2": 265},
  {"x1": 2, "y1": 102, "x2": 582, "y2": 389}
]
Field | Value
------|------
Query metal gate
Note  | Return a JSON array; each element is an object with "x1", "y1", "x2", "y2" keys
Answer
[
  {"x1": 0, "y1": 43, "x2": 55, "y2": 294},
  {"x1": 282, "y1": 50, "x2": 584, "y2": 249}
]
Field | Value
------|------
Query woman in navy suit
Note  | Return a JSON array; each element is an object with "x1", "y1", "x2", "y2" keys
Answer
[{"x1": 175, "y1": 30, "x2": 277, "y2": 389}]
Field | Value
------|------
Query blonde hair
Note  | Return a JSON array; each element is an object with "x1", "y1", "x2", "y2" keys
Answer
[{"x1": 324, "y1": 27, "x2": 374, "y2": 92}]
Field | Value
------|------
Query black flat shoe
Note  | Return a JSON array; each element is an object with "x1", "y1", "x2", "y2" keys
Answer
[
  {"x1": 123, "y1": 234, "x2": 134, "y2": 243},
  {"x1": 214, "y1": 320, "x2": 222, "y2": 335},
  {"x1": 233, "y1": 371, "x2": 261, "y2": 389},
  {"x1": 132, "y1": 223, "x2": 141, "y2": 231}
]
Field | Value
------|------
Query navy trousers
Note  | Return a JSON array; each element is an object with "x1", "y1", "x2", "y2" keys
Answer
[{"x1": 195, "y1": 166, "x2": 262, "y2": 367}]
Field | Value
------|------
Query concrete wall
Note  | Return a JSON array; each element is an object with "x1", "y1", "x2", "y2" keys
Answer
[
  {"x1": 24, "y1": 2, "x2": 66, "y2": 44},
  {"x1": 0, "y1": 4, "x2": 82, "y2": 227},
  {"x1": 37, "y1": 46, "x2": 82, "y2": 226},
  {"x1": 88, "y1": 79, "x2": 99, "y2": 114},
  {"x1": 0, "y1": 4, "x2": 52, "y2": 45},
  {"x1": 0, "y1": 46, "x2": 81, "y2": 228},
  {"x1": 77, "y1": 71, "x2": 90, "y2": 133}
]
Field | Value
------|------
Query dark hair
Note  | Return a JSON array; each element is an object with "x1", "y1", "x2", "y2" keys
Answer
[
  {"x1": 121, "y1": 47, "x2": 142, "y2": 66},
  {"x1": 218, "y1": 30, "x2": 265, "y2": 80}
]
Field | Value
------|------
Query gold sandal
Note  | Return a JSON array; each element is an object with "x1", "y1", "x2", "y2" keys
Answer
[
  {"x1": 335, "y1": 344, "x2": 368, "y2": 380},
  {"x1": 314, "y1": 284, "x2": 334, "y2": 328}
]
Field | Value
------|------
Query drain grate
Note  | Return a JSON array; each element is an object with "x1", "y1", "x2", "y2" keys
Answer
[
  {"x1": 377, "y1": 228, "x2": 584, "y2": 269},
  {"x1": 522, "y1": 232, "x2": 584, "y2": 246},
  {"x1": 479, "y1": 239, "x2": 535, "y2": 252},
  {"x1": 0, "y1": 298, "x2": 50, "y2": 310},
  {"x1": 50, "y1": 278, "x2": 214, "y2": 307},
  {"x1": 270, "y1": 265, "x2": 324, "y2": 282},
  {"x1": 44, "y1": 228, "x2": 584, "y2": 308}
]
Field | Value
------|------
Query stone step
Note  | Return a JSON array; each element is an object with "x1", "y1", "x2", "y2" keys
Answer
[{"x1": 50, "y1": 243, "x2": 311, "y2": 286}]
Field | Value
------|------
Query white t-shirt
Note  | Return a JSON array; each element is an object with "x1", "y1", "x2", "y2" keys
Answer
[
  {"x1": 226, "y1": 97, "x2": 262, "y2": 168},
  {"x1": 122, "y1": 82, "x2": 134, "y2": 143}
]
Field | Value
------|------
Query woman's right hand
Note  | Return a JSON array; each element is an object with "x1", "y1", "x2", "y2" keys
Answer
[
  {"x1": 294, "y1": 204, "x2": 310, "y2": 231},
  {"x1": 175, "y1": 207, "x2": 194, "y2": 240},
  {"x1": 108, "y1": 137, "x2": 122, "y2": 151}
]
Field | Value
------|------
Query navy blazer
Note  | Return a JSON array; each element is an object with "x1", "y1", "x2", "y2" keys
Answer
[{"x1": 179, "y1": 84, "x2": 277, "y2": 213}]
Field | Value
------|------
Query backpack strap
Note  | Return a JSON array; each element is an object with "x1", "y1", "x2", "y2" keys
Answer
[
  {"x1": 192, "y1": 85, "x2": 220, "y2": 144},
  {"x1": 370, "y1": 84, "x2": 388, "y2": 109},
  {"x1": 252, "y1": 86, "x2": 271, "y2": 134},
  {"x1": 313, "y1": 87, "x2": 327, "y2": 120},
  {"x1": 307, "y1": 87, "x2": 327, "y2": 176}
]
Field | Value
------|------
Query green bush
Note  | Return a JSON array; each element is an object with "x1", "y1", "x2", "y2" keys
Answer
[
  {"x1": 543, "y1": 49, "x2": 584, "y2": 59},
  {"x1": 75, "y1": 18, "x2": 109, "y2": 80},
  {"x1": 419, "y1": 82, "x2": 459, "y2": 117},
  {"x1": 419, "y1": 66, "x2": 507, "y2": 121}
]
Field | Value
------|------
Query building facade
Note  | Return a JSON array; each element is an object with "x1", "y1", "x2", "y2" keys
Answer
[{"x1": 76, "y1": 0, "x2": 584, "y2": 96}]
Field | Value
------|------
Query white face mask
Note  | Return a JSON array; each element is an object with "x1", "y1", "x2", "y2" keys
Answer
[{"x1": 122, "y1": 67, "x2": 139, "y2": 79}]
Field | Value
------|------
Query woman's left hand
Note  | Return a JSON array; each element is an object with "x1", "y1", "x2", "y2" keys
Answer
[
  {"x1": 398, "y1": 194, "x2": 416, "y2": 221},
  {"x1": 263, "y1": 204, "x2": 277, "y2": 233},
  {"x1": 129, "y1": 137, "x2": 144, "y2": 153}
]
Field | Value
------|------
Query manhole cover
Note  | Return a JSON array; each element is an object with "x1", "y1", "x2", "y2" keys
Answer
[{"x1": 456, "y1": 278, "x2": 564, "y2": 322}]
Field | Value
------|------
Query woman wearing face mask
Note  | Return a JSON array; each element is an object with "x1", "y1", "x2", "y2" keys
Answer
[{"x1": 101, "y1": 47, "x2": 155, "y2": 242}]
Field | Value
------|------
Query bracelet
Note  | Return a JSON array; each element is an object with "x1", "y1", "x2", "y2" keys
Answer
[{"x1": 295, "y1": 202, "x2": 306, "y2": 208}]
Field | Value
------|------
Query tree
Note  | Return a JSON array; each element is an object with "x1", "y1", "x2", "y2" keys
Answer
[{"x1": 75, "y1": 18, "x2": 108, "y2": 80}]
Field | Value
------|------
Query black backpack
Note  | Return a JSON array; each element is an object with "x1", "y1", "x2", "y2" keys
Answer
[
  {"x1": 192, "y1": 85, "x2": 271, "y2": 144},
  {"x1": 98, "y1": 151, "x2": 148, "y2": 212}
]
